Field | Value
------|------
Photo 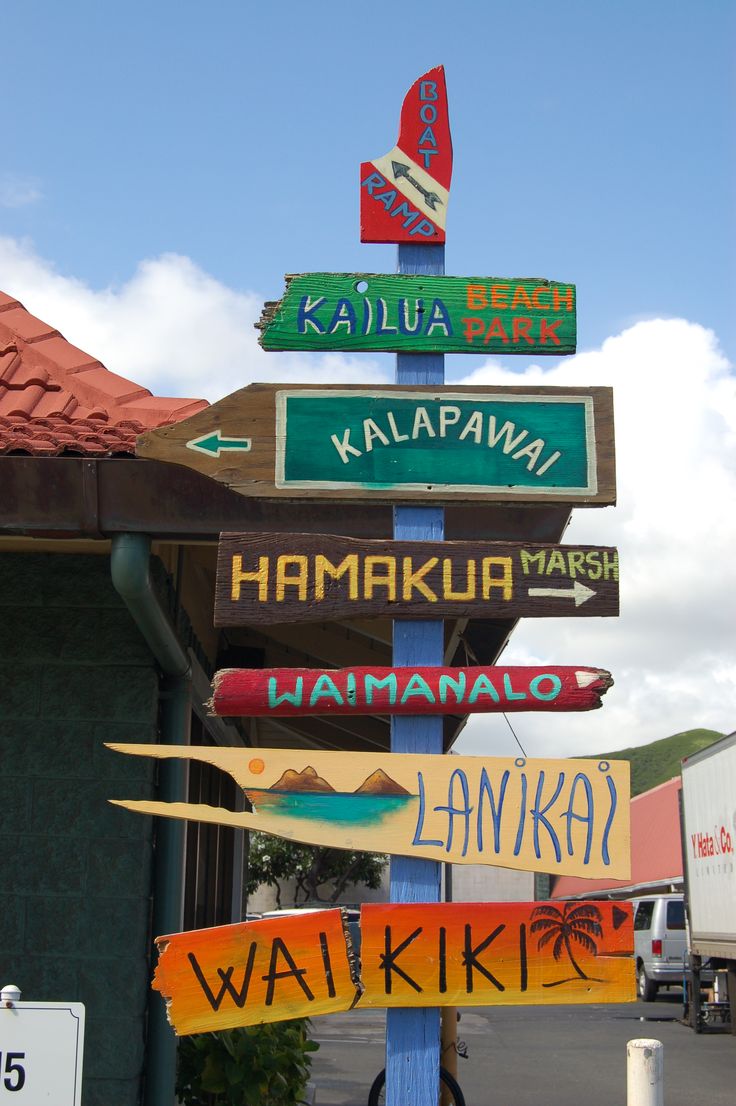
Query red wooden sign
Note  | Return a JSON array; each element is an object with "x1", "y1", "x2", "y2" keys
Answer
[
  {"x1": 360, "y1": 66, "x2": 452, "y2": 244},
  {"x1": 211, "y1": 665, "x2": 613, "y2": 718}
]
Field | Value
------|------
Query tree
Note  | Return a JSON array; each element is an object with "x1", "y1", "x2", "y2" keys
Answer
[
  {"x1": 530, "y1": 902, "x2": 605, "y2": 985},
  {"x1": 246, "y1": 833, "x2": 387, "y2": 908}
]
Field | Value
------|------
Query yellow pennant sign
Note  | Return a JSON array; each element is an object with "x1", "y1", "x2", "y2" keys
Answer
[{"x1": 108, "y1": 745, "x2": 630, "y2": 880}]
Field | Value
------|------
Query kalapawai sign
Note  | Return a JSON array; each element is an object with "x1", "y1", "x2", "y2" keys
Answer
[{"x1": 137, "y1": 384, "x2": 615, "y2": 505}]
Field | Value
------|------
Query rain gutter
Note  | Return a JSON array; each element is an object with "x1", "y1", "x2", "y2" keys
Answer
[{"x1": 110, "y1": 532, "x2": 191, "y2": 1106}]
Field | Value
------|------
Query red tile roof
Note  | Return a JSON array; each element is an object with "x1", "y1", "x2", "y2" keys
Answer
[
  {"x1": 552, "y1": 776, "x2": 683, "y2": 899},
  {"x1": 0, "y1": 292, "x2": 207, "y2": 456}
]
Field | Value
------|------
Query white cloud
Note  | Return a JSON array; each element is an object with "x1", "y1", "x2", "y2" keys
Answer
[
  {"x1": 0, "y1": 237, "x2": 389, "y2": 400},
  {"x1": 0, "y1": 174, "x2": 42, "y2": 208},
  {"x1": 456, "y1": 321, "x2": 736, "y2": 759},
  {"x1": 0, "y1": 235, "x2": 733, "y2": 757}
]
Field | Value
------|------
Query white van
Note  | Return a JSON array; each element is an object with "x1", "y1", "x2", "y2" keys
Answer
[{"x1": 632, "y1": 893, "x2": 687, "y2": 1000}]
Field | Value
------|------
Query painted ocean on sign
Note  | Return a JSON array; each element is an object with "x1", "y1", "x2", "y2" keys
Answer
[{"x1": 245, "y1": 764, "x2": 415, "y2": 827}]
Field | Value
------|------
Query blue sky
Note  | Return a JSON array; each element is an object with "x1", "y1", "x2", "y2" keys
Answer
[
  {"x1": 1, "y1": 1, "x2": 734, "y2": 756},
  {"x1": 3, "y1": 0, "x2": 734, "y2": 361}
]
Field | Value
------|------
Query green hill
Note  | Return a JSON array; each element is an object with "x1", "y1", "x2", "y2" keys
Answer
[{"x1": 586, "y1": 728, "x2": 725, "y2": 796}]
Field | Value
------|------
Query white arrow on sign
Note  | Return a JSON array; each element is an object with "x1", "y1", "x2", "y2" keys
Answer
[
  {"x1": 528, "y1": 581, "x2": 596, "y2": 607},
  {"x1": 186, "y1": 431, "x2": 252, "y2": 458}
]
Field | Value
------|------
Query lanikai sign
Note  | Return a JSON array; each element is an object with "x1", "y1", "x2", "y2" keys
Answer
[
  {"x1": 256, "y1": 274, "x2": 576, "y2": 355},
  {"x1": 214, "y1": 532, "x2": 619, "y2": 625},
  {"x1": 136, "y1": 383, "x2": 615, "y2": 505},
  {"x1": 108, "y1": 744, "x2": 631, "y2": 880}
]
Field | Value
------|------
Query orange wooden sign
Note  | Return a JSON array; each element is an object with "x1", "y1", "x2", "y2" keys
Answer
[
  {"x1": 153, "y1": 909, "x2": 359, "y2": 1036},
  {"x1": 152, "y1": 902, "x2": 634, "y2": 1034},
  {"x1": 359, "y1": 901, "x2": 634, "y2": 1008}
]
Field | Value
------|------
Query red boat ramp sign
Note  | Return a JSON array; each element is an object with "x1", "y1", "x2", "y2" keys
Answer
[{"x1": 360, "y1": 65, "x2": 452, "y2": 244}]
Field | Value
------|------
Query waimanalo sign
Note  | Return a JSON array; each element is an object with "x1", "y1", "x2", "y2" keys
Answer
[
  {"x1": 211, "y1": 665, "x2": 613, "y2": 717},
  {"x1": 215, "y1": 533, "x2": 620, "y2": 625},
  {"x1": 136, "y1": 383, "x2": 615, "y2": 505},
  {"x1": 153, "y1": 901, "x2": 634, "y2": 1035},
  {"x1": 108, "y1": 745, "x2": 631, "y2": 879},
  {"x1": 256, "y1": 274, "x2": 576, "y2": 355},
  {"x1": 360, "y1": 65, "x2": 452, "y2": 243}
]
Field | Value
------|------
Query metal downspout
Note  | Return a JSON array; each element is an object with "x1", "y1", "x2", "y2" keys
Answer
[{"x1": 110, "y1": 533, "x2": 191, "y2": 1106}]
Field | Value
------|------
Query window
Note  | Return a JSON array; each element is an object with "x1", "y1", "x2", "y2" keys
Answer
[
  {"x1": 634, "y1": 901, "x2": 655, "y2": 930},
  {"x1": 666, "y1": 899, "x2": 685, "y2": 930},
  {"x1": 183, "y1": 714, "x2": 241, "y2": 931}
]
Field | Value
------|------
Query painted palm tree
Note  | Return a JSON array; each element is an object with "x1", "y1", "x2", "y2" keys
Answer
[{"x1": 531, "y1": 903, "x2": 604, "y2": 986}]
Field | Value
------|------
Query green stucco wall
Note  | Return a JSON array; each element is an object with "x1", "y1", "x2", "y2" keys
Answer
[{"x1": 0, "y1": 552, "x2": 160, "y2": 1106}]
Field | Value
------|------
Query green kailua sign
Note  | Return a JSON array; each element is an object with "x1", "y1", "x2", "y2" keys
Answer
[
  {"x1": 257, "y1": 273, "x2": 576, "y2": 354},
  {"x1": 276, "y1": 390, "x2": 596, "y2": 495}
]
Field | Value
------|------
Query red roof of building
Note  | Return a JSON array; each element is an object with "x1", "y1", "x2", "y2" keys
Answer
[
  {"x1": 552, "y1": 775, "x2": 683, "y2": 899},
  {"x1": 0, "y1": 292, "x2": 207, "y2": 455}
]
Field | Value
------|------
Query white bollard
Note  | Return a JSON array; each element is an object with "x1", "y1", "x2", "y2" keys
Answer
[{"x1": 627, "y1": 1038, "x2": 664, "y2": 1106}]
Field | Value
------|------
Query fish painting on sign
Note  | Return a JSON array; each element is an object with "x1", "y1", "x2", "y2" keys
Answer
[{"x1": 107, "y1": 745, "x2": 631, "y2": 881}]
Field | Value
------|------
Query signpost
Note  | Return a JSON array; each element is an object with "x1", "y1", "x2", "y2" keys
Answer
[
  {"x1": 137, "y1": 383, "x2": 615, "y2": 504},
  {"x1": 256, "y1": 273, "x2": 576, "y2": 354},
  {"x1": 152, "y1": 902, "x2": 634, "y2": 1035},
  {"x1": 210, "y1": 665, "x2": 613, "y2": 717},
  {"x1": 108, "y1": 743, "x2": 631, "y2": 880},
  {"x1": 214, "y1": 533, "x2": 619, "y2": 625},
  {"x1": 116, "y1": 64, "x2": 628, "y2": 1106}
]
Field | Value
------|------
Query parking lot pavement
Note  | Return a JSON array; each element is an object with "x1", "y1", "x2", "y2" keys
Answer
[{"x1": 310, "y1": 993, "x2": 735, "y2": 1106}]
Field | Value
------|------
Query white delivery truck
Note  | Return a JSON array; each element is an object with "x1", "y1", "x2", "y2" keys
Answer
[{"x1": 681, "y1": 731, "x2": 736, "y2": 1032}]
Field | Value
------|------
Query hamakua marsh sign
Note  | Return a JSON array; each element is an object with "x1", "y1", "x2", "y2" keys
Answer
[
  {"x1": 135, "y1": 383, "x2": 615, "y2": 505},
  {"x1": 215, "y1": 532, "x2": 620, "y2": 625}
]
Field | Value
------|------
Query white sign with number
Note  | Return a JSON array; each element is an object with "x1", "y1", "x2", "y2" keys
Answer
[{"x1": 0, "y1": 1003, "x2": 85, "y2": 1104}]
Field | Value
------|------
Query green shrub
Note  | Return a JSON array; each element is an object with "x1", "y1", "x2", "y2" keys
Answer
[{"x1": 176, "y1": 1019, "x2": 318, "y2": 1106}]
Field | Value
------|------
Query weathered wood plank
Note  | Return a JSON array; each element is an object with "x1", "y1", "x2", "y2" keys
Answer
[
  {"x1": 135, "y1": 383, "x2": 616, "y2": 506},
  {"x1": 153, "y1": 908, "x2": 359, "y2": 1035},
  {"x1": 210, "y1": 665, "x2": 613, "y2": 717},
  {"x1": 257, "y1": 274, "x2": 576, "y2": 355},
  {"x1": 214, "y1": 533, "x2": 620, "y2": 625},
  {"x1": 360, "y1": 66, "x2": 452, "y2": 244},
  {"x1": 359, "y1": 901, "x2": 635, "y2": 1007},
  {"x1": 107, "y1": 744, "x2": 631, "y2": 880}
]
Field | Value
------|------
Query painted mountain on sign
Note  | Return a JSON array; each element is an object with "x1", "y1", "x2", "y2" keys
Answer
[
  {"x1": 355, "y1": 770, "x2": 411, "y2": 796},
  {"x1": 270, "y1": 766, "x2": 335, "y2": 793}
]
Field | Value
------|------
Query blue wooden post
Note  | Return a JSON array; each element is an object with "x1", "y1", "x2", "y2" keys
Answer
[{"x1": 385, "y1": 241, "x2": 445, "y2": 1106}]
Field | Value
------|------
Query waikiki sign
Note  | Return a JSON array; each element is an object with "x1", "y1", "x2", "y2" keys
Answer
[
  {"x1": 256, "y1": 274, "x2": 576, "y2": 355},
  {"x1": 136, "y1": 383, "x2": 615, "y2": 506}
]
